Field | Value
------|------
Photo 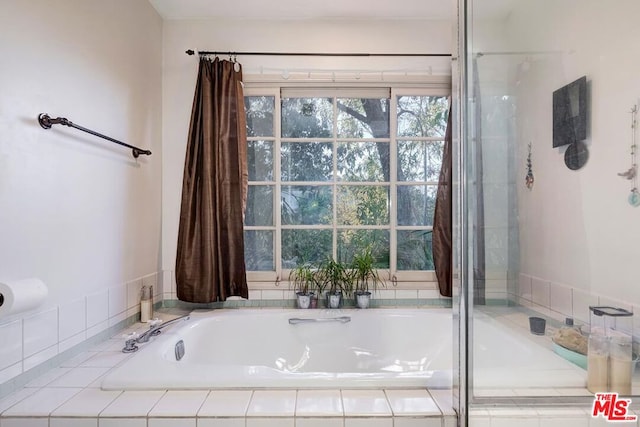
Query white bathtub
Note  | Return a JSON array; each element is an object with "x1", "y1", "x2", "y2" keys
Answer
[
  {"x1": 102, "y1": 308, "x2": 452, "y2": 390},
  {"x1": 101, "y1": 308, "x2": 586, "y2": 390}
]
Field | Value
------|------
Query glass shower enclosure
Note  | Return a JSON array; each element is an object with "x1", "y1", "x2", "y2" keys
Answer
[{"x1": 455, "y1": 0, "x2": 640, "y2": 425}]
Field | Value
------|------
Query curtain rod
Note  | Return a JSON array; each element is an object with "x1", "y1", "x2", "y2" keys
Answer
[
  {"x1": 185, "y1": 49, "x2": 451, "y2": 58},
  {"x1": 476, "y1": 50, "x2": 567, "y2": 57},
  {"x1": 37, "y1": 114, "x2": 152, "y2": 158}
]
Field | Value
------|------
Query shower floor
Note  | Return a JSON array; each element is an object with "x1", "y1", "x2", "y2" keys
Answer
[{"x1": 473, "y1": 306, "x2": 640, "y2": 398}]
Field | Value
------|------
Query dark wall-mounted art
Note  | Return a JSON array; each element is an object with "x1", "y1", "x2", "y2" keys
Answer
[
  {"x1": 564, "y1": 141, "x2": 589, "y2": 170},
  {"x1": 553, "y1": 76, "x2": 587, "y2": 148}
]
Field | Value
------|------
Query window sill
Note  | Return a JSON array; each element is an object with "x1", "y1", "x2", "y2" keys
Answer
[{"x1": 247, "y1": 280, "x2": 440, "y2": 291}]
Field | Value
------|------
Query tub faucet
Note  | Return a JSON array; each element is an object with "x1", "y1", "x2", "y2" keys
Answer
[
  {"x1": 137, "y1": 315, "x2": 190, "y2": 343},
  {"x1": 122, "y1": 315, "x2": 190, "y2": 353}
]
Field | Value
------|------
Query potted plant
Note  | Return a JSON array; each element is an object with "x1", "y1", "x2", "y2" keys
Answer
[
  {"x1": 352, "y1": 247, "x2": 385, "y2": 309},
  {"x1": 318, "y1": 258, "x2": 353, "y2": 309},
  {"x1": 289, "y1": 262, "x2": 316, "y2": 309}
]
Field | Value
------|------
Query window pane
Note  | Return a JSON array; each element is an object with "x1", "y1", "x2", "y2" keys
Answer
[
  {"x1": 397, "y1": 185, "x2": 437, "y2": 226},
  {"x1": 397, "y1": 96, "x2": 449, "y2": 137},
  {"x1": 281, "y1": 185, "x2": 333, "y2": 225},
  {"x1": 245, "y1": 186, "x2": 273, "y2": 226},
  {"x1": 337, "y1": 186, "x2": 389, "y2": 225},
  {"x1": 337, "y1": 142, "x2": 389, "y2": 182},
  {"x1": 337, "y1": 230, "x2": 389, "y2": 267},
  {"x1": 281, "y1": 142, "x2": 332, "y2": 181},
  {"x1": 248, "y1": 140, "x2": 273, "y2": 181},
  {"x1": 397, "y1": 230, "x2": 433, "y2": 270},
  {"x1": 245, "y1": 96, "x2": 274, "y2": 137},
  {"x1": 282, "y1": 97, "x2": 333, "y2": 138},
  {"x1": 244, "y1": 230, "x2": 274, "y2": 271},
  {"x1": 244, "y1": 91, "x2": 444, "y2": 275},
  {"x1": 337, "y1": 98, "x2": 389, "y2": 138},
  {"x1": 397, "y1": 141, "x2": 444, "y2": 182},
  {"x1": 282, "y1": 229, "x2": 332, "y2": 268}
]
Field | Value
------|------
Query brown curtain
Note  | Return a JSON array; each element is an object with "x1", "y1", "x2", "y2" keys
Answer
[
  {"x1": 433, "y1": 63, "x2": 487, "y2": 304},
  {"x1": 175, "y1": 58, "x2": 249, "y2": 303},
  {"x1": 433, "y1": 105, "x2": 453, "y2": 297}
]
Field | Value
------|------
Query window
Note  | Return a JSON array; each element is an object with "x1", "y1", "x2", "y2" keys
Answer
[{"x1": 244, "y1": 86, "x2": 449, "y2": 283}]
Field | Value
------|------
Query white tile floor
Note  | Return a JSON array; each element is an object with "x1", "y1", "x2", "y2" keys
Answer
[{"x1": 0, "y1": 315, "x2": 456, "y2": 427}]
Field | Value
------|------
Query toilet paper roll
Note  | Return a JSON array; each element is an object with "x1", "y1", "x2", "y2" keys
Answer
[{"x1": 0, "y1": 278, "x2": 48, "y2": 317}]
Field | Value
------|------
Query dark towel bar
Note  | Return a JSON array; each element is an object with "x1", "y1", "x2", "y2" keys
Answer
[{"x1": 38, "y1": 113, "x2": 152, "y2": 159}]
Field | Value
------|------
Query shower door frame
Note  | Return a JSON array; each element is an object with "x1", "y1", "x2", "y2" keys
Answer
[
  {"x1": 454, "y1": 1, "x2": 618, "y2": 424},
  {"x1": 452, "y1": 0, "x2": 471, "y2": 425}
]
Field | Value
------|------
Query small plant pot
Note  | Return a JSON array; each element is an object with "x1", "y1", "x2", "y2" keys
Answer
[
  {"x1": 355, "y1": 291, "x2": 371, "y2": 309},
  {"x1": 296, "y1": 292, "x2": 312, "y2": 309},
  {"x1": 326, "y1": 292, "x2": 342, "y2": 309}
]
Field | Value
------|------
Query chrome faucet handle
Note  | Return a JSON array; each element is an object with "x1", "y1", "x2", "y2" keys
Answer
[
  {"x1": 123, "y1": 339, "x2": 138, "y2": 353},
  {"x1": 122, "y1": 332, "x2": 139, "y2": 353},
  {"x1": 148, "y1": 318, "x2": 164, "y2": 337}
]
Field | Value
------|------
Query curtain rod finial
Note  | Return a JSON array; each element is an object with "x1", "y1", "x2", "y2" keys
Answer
[
  {"x1": 186, "y1": 49, "x2": 195, "y2": 56},
  {"x1": 38, "y1": 113, "x2": 52, "y2": 129}
]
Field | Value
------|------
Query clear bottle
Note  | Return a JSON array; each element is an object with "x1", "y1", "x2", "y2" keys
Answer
[
  {"x1": 588, "y1": 306, "x2": 634, "y2": 394},
  {"x1": 140, "y1": 285, "x2": 153, "y2": 323},
  {"x1": 609, "y1": 333, "x2": 633, "y2": 395},
  {"x1": 587, "y1": 330, "x2": 609, "y2": 393}
]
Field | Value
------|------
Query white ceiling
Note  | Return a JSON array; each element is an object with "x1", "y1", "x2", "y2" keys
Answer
[{"x1": 148, "y1": 0, "x2": 455, "y2": 20}]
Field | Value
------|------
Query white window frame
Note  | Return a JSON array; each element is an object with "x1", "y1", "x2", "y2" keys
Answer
[{"x1": 244, "y1": 81, "x2": 450, "y2": 290}]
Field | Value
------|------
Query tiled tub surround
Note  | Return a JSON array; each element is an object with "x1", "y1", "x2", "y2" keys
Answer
[
  {"x1": 160, "y1": 271, "x2": 455, "y2": 310},
  {"x1": 0, "y1": 272, "x2": 162, "y2": 399},
  {"x1": 0, "y1": 314, "x2": 457, "y2": 427},
  {"x1": 2, "y1": 308, "x2": 639, "y2": 426}
]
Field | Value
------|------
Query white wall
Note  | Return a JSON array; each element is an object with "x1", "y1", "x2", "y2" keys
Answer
[
  {"x1": 505, "y1": 1, "x2": 640, "y2": 309},
  {"x1": 0, "y1": 0, "x2": 162, "y2": 384},
  {"x1": 161, "y1": 18, "x2": 453, "y2": 288}
]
